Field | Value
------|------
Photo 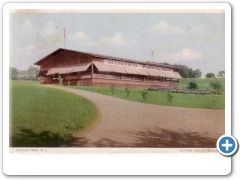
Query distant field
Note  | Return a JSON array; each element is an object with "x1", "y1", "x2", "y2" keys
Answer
[
  {"x1": 179, "y1": 78, "x2": 225, "y2": 92},
  {"x1": 10, "y1": 81, "x2": 99, "y2": 147},
  {"x1": 71, "y1": 82, "x2": 225, "y2": 110}
]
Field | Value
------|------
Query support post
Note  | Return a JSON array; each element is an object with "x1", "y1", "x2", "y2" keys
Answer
[{"x1": 91, "y1": 62, "x2": 94, "y2": 86}]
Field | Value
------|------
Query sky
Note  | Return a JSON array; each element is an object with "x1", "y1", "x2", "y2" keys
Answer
[{"x1": 9, "y1": 11, "x2": 225, "y2": 77}]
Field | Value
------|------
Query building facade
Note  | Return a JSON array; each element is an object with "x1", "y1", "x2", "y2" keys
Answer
[{"x1": 35, "y1": 48, "x2": 182, "y2": 89}]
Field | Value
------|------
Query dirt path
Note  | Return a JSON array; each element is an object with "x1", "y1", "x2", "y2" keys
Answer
[{"x1": 51, "y1": 86, "x2": 225, "y2": 147}]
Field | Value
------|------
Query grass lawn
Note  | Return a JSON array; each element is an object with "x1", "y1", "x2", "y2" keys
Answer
[
  {"x1": 179, "y1": 78, "x2": 225, "y2": 92},
  {"x1": 71, "y1": 84, "x2": 225, "y2": 110},
  {"x1": 10, "y1": 81, "x2": 99, "y2": 147}
]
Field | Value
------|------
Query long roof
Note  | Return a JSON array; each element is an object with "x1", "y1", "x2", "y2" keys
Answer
[{"x1": 34, "y1": 48, "x2": 180, "y2": 70}]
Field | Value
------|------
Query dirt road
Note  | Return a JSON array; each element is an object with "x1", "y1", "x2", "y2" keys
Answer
[{"x1": 51, "y1": 86, "x2": 225, "y2": 147}]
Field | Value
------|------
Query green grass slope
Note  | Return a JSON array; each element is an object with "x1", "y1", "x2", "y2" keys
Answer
[{"x1": 10, "y1": 81, "x2": 99, "y2": 147}]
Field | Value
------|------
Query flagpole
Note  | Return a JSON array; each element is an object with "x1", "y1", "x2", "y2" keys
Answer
[
  {"x1": 63, "y1": 27, "x2": 66, "y2": 48},
  {"x1": 151, "y1": 49, "x2": 154, "y2": 63}
]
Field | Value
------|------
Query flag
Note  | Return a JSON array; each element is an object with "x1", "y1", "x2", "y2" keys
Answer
[
  {"x1": 63, "y1": 27, "x2": 66, "y2": 38},
  {"x1": 151, "y1": 50, "x2": 154, "y2": 56}
]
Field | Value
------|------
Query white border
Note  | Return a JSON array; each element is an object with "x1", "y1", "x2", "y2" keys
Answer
[{"x1": 3, "y1": 3, "x2": 231, "y2": 175}]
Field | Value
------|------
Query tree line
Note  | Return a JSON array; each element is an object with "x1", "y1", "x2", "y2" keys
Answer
[
  {"x1": 10, "y1": 66, "x2": 40, "y2": 80},
  {"x1": 163, "y1": 63, "x2": 224, "y2": 78}
]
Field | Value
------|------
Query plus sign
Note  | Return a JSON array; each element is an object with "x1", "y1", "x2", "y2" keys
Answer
[{"x1": 222, "y1": 139, "x2": 233, "y2": 151}]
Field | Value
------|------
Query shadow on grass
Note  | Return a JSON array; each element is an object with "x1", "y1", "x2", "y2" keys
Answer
[
  {"x1": 10, "y1": 128, "x2": 218, "y2": 148},
  {"x1": 10, "y1": 129, "x2": 87, "y2": 147}
]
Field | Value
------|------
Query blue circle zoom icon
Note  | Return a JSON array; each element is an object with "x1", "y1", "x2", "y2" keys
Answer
[{"x1": 217, "y1": 135, "x2": 238, "y2": 156}]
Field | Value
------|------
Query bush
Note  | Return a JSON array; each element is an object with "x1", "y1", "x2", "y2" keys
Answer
[
  {"x1": 167, "y1": 91, "x2": 173, "y2": 103},
  {"x1": 210, "y1": 81, "x2": 222, "y2": 94},
  {"x1": 109, "y1": 84, "x2": 116, "y2": 95},
  {"x1": 125, "y1": 87, "x2": 131, "y2": 97},
  {"x1": 187, "y1": 81, "x2": 198, "y2": 89},
  {"x1": 141, "y1": 89, "x2": 148, "y2": 101}
]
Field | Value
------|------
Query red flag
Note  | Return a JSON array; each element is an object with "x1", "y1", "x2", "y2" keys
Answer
[{"x1": 63, "y1": 27, "x2": 66, "y2": 38}]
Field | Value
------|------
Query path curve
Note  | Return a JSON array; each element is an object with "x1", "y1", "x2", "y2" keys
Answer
[{"x1": 50, "y1": 85, "x2": 224, "y2": 147}]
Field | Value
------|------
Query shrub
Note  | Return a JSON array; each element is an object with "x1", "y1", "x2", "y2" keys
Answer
[
  {"x1": 167, "y1": 91, "x2": 173, "y2": 103},
  {"x1": 125, "y1": 87, "x2": 131, "y2": 97},
  {"x1": 109, "y1": 84, "x2": 116, "y2": 95},
  {"x1": 210, "y1": 81, "x2": 222, "y2": 94},
  {"x1": 141, "y1": 89, "x2": 148, "y2": 101},
  {"x1": 187, "y1": 81, "x2": 198, "y2": 89}
]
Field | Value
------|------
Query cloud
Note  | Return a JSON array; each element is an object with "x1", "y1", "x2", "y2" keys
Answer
[
  {"x1": 151, "y1": 21, "x2": 208, "y2": 35},
  {"x1": 39, "y1": 22, "x2": 55, "y2": 37},
  {"x1": 100, "y1": 33, "x2": 126, "y2": 45},
  {"x1": 160, "y1": 48, "x2": 203, "y2": 62},
  {"x1": 73, "y1": 31, "x2": 90, "y2": 42},
  {"x1": 188, "y1": 24, "x2": 208, "y2": 34},
  {"x1": 26, "y1": 45, "x2": 37, "y2": 51},
  {"x1": 151, "y1": 21, "x2": 184, "y2": 34},
  {"x1": 21, "y1": 20, "x2": 34, "y2": 31}
]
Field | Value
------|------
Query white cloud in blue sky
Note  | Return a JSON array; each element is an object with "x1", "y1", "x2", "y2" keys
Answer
[
  {"x1": 9, "y1": 12, "x2": 225, "y2": 76},
  {"x1": 151, "y1": 21, "x2": 185, "y2": 34}
]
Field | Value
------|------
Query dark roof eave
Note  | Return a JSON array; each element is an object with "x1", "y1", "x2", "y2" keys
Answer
[{"x1": 34, "y1": 48, "x2": 180, "y2": 70}]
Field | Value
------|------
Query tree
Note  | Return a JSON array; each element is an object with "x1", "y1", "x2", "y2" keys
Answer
[
  {"x1": 210, "y1": 81, "x2": 222, "y2": 94},
  {"x1": 194, "y1": 69, "x2": 202, "y2": 78},
  {"x1": 188, "y1": 68, "x2": 195, "y2": 78},
  {"x1": 206, "y1": 73, "x2": 215, "y2": 78},
  {"x1": 9, "y1": 67, "x2": 19, "y2": 80},
  {"x1": 174, "y1": 64, "x2": 199, "y2": 78},
  {"x1": 175, "y1": 65, "x2": 191, "y2": 78},
  {"x1": 218, "y1": 70, "x2": 225, "y2": 78},
  {"x1": 27, "y1": 66, "x2": 40, "y2": 80}
]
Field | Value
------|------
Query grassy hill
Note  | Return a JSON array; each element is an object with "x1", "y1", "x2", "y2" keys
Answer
[
  {"x1": 179, "y1": 78, "x2": 225, "y2": 92},
  {"x1": 10, "y1": 81, "x2": 99, "y2": 147}
]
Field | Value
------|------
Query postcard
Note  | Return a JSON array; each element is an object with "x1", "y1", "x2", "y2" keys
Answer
[{"x1": 3, "y1": 2, "x2": 232, "y2": 175}]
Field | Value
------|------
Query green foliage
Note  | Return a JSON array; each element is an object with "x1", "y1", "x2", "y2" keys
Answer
[
  {"x1": 27, "y1": 66, "x2": 40, "y2": 80},
  {"x1": 174, "y1": 64, "x2": 202, "y2": 78},
  {"x1": 218, "y1": 70, "x2": 225, "y2": 78},
  {"x1": 125, "y1": 87, "x2": 131, "y2": 97},
  {"x1": 9, "y1": 66, "x2": 40, "y2": 80},
  {"x1": 9, "y1": 67, "x2": 19, "y2": 80},
  {"x1": 141, "y1": 89, "x2": 148, "y2": 101},
  {"x1": 206, "y1": 73, "x2": 216, "y2": 78},
  {"x1": 59, "y1": 75, "x2": 63, "y2": 85},
  {"x1": 187, "y1": 81, "x2": 199, "y2": 89},
  {"x1": 194, "y1": 69, "x2": 202, "y2": 78},
  {"x1": 109, "y1": 84, "x2": 116, "y2": 95},
  {"x1": 167, "y1": 91, "x2": 173, "y2": 103},
  {"x1": 210, "y1": 81, "x2": 222, "y2": 94}
]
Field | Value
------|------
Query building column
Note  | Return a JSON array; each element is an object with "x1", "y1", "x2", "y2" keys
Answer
[{"x1": 91, "y1": 62, "x2": 94, "y2": 86}]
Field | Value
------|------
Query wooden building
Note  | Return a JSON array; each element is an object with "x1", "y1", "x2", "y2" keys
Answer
[{"x1": 35, "y1": 48, "x2": 182, "y2": 89}]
